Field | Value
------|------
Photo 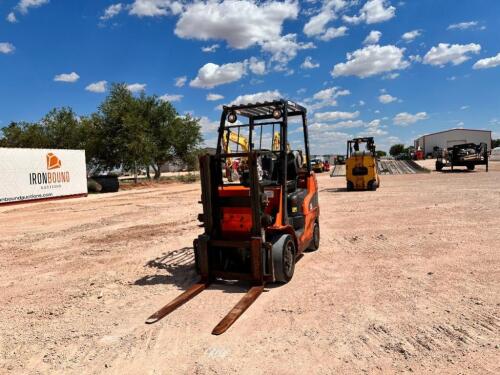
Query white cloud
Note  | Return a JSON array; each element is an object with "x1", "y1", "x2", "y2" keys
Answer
[
  {"x1": 229, "y1": 90, "x2": 282, "y2": 106},
  {"x1": 378, "y1": 94, "x2": 397, "y2": 104},
  {"x1": 362, "y1": 127, "x2": 388, "y2": 136},
  {"x1": 393, "y1": 112, "x2": 428, "y2": 126},
  {"x1": 460, "y1": 105, "x2": 470, "y2": 110},
  {"x1": 332, "y1": 44, "x2": 409, "y2": 78},
  {"x1": 248, "y1": 57, "x2": 266, "y2": 75},
  {"x1": 329, "y1": 120, "x2": 364, "y2": 129},
  {"x1": 313, "y1": 89, "x2": 334, "y2": 102},
  {"x1": 409, "y1": 54, "x2": 422, "y2": 62},
  {"x1": 318, "y1": 26, "x2": 348, "y2": 41},
  {"x1": 343, "y1": 0, "x2": 395, "y2": 25},
  {"x1": 0, "y1": 42, "x2": 15, "y2": 54},
  {"x1": 301, "y1": 56, "x2": 320, "y2": 69},
  {"x1": 101, "y1": 3, "x2": 123, "y2": 20},
  {"x1": 206, "y1": 93, "x2": 224, "y2": 101},
  {"x1": 363, "y1": 118, "x2": 388, "y2": 136},
  {"x1": 54, "y1": 72, "x2": 80, "y2": 83},
  {"x1": 199, "y1": 116, "x2": 220, "y2": 147},
  {"x1": 201, "y1": 44, "x2": 219, "y2": 53},
  {"x1": 312, "y1": 87, "x2": 349, "y2": 101},
  {"x1": 159, "y1": 93, "x2": 183, "y2": 102},
  {"x1": 190, "y1": 61, "x2": 246, "y2": 89},
  {"x1": 17, "y1": 0, "x2": 49, "y2": 14},
  {"x1": 382, "y1": 72, "x2": 400, "y2": 80},
  {"x1": 307, "y1": 87, "x2": 350, "y2": 110},
  {"x1": 7, "y1": 12, "x2": 17, "y2": 23},
  {"x1": 303, "y1": 7, "x2": 335, "y2": 37},
  {"x1": 314, "y1": 111, "x2": 360, "y2": 122},
  {"x1": 303, "y1": 0, "x2": 348, "y2": 39},
  {"x1": 174, "y1": 76, "x2": 187, "y2": 87},
  {"x1": 402, "y1": 29, "x2": 421, "y2": 42},
  {"x1": 363, "y1": 30, "x2": 382, "y2": 45},
  {"x1": 127, "y1": 83, "x2": 147, "y2": 92},
  {"x1": 85, "y1": 81, "x2": 107, "y2": 93},
  {"x1": 423, "y1": 43, "x2": 481, "y2": 66},
  {"x1": 473, "y1": 53, "x2": 500, "y2": 70},
  {"x1": 447, "y1": 21, "x2": 478, "y2": 30},
  {"x1": 175, "y1": 0, "x2": 298, "y2": 49},
  {"x1": 129, "y1": 0, "x2": 182, "y2": 17},
  {"x1": 308, "y1": 129, "x2": 352, "y2": 154},
  {"x1": 260, "y1": 33, "x2": 315, "y2": 66}
]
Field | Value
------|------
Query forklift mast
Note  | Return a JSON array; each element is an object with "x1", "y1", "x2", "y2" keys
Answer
[{"x1": 347, "y1": 137, "x2": 376, "y2": 157}]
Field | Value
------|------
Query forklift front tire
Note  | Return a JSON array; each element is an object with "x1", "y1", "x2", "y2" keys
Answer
[{"x1": 272, "y1": 235, "x2": 296, "y2": 283}]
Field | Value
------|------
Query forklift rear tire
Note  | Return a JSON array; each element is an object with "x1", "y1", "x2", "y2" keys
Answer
[
  {"x1": 435, "y1": 161, "x2": 443, "y2": 171},
  {"x1": 307, "y1": 220, "x2": 320, "y2": 251},
  {"x1": 272, "y1": 235, "x2": 296, "y2": 283},
  {"x1": 368, "y1": 180, "x2": 378, "y2": 191},
  {"x1": 467, "y1": 164, "x2": 475, "y2": 171}
]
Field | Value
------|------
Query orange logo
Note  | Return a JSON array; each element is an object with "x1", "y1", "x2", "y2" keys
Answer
[{"x1": 46, "y1": 153, "x2": 62, "y2": 170}]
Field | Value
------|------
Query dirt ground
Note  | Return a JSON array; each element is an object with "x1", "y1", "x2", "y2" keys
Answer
[{"x1": 1, "y1": 162, "x2": 499, "y2": 375}]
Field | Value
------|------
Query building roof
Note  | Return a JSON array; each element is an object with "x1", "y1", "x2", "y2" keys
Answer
[{"x1": 417, "y1": 128, "x2": 492, "y2": 139}]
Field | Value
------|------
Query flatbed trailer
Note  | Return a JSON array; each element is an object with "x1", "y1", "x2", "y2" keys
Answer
[{"x1": 436, "y1": 142, "x2": 488, "y2": 172}]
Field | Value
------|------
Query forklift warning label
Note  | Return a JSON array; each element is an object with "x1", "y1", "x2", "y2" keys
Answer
[{"x1": 0, "y1": 148, "x2": 87, "y2": 204}]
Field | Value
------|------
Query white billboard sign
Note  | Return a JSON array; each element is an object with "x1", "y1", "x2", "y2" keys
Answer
[{"x1": 0, "y1": 148, "x2": 88, "y2": 204}]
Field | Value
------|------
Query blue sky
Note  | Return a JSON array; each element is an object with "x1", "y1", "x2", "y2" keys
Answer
[{"x1": 1, "y1": 0, "x2": 499, "y2": 153}]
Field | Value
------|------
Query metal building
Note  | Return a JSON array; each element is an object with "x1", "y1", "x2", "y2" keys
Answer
[{"x1": 414, "y1": 129, "x2": 492, "y2": 157}]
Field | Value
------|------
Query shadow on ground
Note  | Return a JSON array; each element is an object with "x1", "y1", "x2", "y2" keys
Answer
[
  {"x1": 321, "y1": 187, "x2": 356, "y2": 193},
  {"x1": 134, "y1": 246, "x2": 197, "y2": 287},
  {"x1": 436, "y1": 169, "x2": 476, "y2": 174},
  {"x1": 134, "y1": 247, "x2": 275, "y2": 294}
]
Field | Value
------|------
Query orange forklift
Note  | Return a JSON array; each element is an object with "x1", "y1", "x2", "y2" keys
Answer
[{"x1": 146, "y1": 99, "x2": 320, "y2": 334}]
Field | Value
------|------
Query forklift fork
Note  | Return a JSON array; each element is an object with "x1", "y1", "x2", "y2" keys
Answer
[{"x1": 145, "y1": 281, "x2": 265, "y2": 335}]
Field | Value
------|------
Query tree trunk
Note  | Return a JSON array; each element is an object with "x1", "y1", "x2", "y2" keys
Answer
[
  {"x1": 134, "y1": 161, "x2": 138, "y2": 184},
  {"x1": 152, "y1": 163, "x2": 161, "y2": 180},
  {"x1": 146, "y1": 166, "x2": 151, "y2": 180}
]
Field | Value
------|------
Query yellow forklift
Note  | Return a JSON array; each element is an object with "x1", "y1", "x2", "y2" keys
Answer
[{"x1": 345, "y1": 137, "x2": 380, "y2": 191}]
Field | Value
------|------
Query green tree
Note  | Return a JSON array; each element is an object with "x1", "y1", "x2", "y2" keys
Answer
[
  {"x1": 492, "y1": 139, "x2": 500, "y2": 149},
  {"x1": 41, "y1": 107, "x2": 83, "y2": 149},
  {"x1": 389, "y1": 144, "x2": 406, "y2": 157},
  {"x1": 91, "y1": 83, "x2": 154, "y2": 177},
  {"x1": 0, "y1": 122, "x2": 49, "y2": 148},
  {"x1": 136, "y1": 95, "x2": 202, "y2": 179},
  {"x1": 376, "y1": 150, "x2": 387, "y2": 157},
  {"x1": 171, "y1": 115, "x2": 203, "y2": 171},
  {"x1": 136, "y1": 94, "x2": 177, "y2": 179},
  {"x1": 1, "y1": 83, "x2": 203, "y2": 183}
]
